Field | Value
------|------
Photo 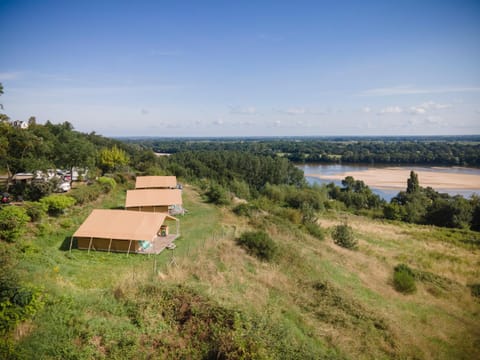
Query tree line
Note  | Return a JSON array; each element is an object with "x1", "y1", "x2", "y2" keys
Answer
[{"x1": 125, "y1": 137, "x2": 480, "y2": 166}]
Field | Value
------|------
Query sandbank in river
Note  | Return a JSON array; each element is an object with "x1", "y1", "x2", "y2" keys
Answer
[{"x1": 307, "y1": 167, "x2": 480, "y2": 191}]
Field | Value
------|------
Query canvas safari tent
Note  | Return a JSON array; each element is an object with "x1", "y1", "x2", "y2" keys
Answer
[
  {"x1": 125, "y1": 189, "x2": 183, "y2": 214},
  {"x1": 135, "y1": 175, "x2": 177, "y2": 189},
  {"x1": 72, "y1": 209, "x2": 179, "y2": 254}
]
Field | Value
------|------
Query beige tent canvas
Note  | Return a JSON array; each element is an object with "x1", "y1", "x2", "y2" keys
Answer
[
  {"x1": 135, "y1": 176, "x2": 177, "y2": 189},
  {"x1": 72, "y1": 209, "x2": 179, "y2": 254},
  {"x1": 125, "y1": 189, "x2": 183, "y2": 214}
]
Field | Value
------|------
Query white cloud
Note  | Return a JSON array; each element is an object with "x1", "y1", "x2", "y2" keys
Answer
[
  {"x1": 284, "y1": 107, "x2": 306, "y2": 115},
  {"x1": 0, "y1": 72, "x2": 22, "y2": 81},
  {"x1": 409, "y1": 106, "x2": 426, "y2": 115},
  {"x1": 229, "y1": 106, "x2": 257, "y2": 115},
  {"x1": 420, "y1": 101, "x2": 451, "y2": 110},
  {"x1": 423, "y1": 115, "x2": 445, "y2": 125},
  {"x1": 213, "y1": 118, "x2": 224, "y2": 126},
  {"x1": 409, "y1": 101, "x2": 451, "y2": 115},
  {"x1": 362, "y1": 106, "x2": 371, "y2": 113},
  {"x1": 359, "y1": 85, "x2": 480, "y2": 97},
  {"x1": 377, "y1": 106, "x2": 403, "y2": 115},
  {"x1": 235, "y1": 119, "x2": 255, "y2": 126}
]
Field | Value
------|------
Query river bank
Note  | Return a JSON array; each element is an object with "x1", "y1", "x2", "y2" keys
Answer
[{"x1": 298, "y1": 164, "x2": 480, "y2": 200}]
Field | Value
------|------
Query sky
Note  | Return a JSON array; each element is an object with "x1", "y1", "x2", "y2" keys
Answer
[{"x1": 1, "y1": 0, "x2": 479, "y2": 137}]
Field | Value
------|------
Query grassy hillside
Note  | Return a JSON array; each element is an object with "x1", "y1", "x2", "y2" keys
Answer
[{"x1": 5, "y1": 183, "x2": 480, "y2": 359}]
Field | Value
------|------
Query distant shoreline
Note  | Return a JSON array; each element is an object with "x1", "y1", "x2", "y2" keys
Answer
[{"x1": 307, "y1": 168, "x2": 480, "y2": 191}]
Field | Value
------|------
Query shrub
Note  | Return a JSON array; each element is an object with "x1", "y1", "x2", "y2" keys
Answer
[
  {"x1": 393, "y1": 264, "x2": 417, "y2": 294},
  {"x1": 112, "y1": 173, "x2": 128, "y2": 184},
  {"x1": 274, "y1": 207, "x2": 302, "y2": 224},
  {"x1": 301, "y1": 202, "x2": 318, "y2": 224},
  {"x1": 331, "y1": 223, "x2": 357, "y2": 249},
  {"x1": 304, "y1": 222, "x2": 325, "y2": 240},
  {"x1": 39, "y1": 195, "x2": 76, "y2": 215},
  {"x1": 205, "y1": 183, "x2": 230, "y2": 205},
  {"x1": 0, "y1": 247, "x2": 43, "y2": 337},
  {"x1": 230, "y1": 179, "x2": 251, "y2": 200},
  {"x1": 70, "y1": 184, "x2": 103, "y2": 204},
  {"x1": 0, "y1": 206, "x2": 30, "y2": 242},
  {"x1": 236, "y1": 230, "x2": 277, "y2": 261},
  {"x1": 469, "y1": 283, "x2": 480, "y2": 298},
  {"x1": 97, "y1": 176, "x2": 116, "y2": 193},
  {"x1": 25, "y1": 179, "x2": 56, "y2": 201},
  {"x1": 233, "y1": 203, "x2": 255, "y2": 217},
  {"x1": 383, "y1": 203, "x2": 404, "y2": 221},
  {"x1": 23, "y1": 201, "x2": 47, "y2": 222}
]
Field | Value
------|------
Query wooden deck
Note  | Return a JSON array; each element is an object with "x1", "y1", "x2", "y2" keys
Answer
[{"x1": 140, "y1": 234, "x2": 179, "y2": 254}]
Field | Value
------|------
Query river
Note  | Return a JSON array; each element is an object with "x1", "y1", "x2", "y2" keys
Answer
[{"x1": 297, "y1": 164, "x2": 480, "y2": 201}]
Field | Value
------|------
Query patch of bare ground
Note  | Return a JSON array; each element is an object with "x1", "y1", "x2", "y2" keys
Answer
[{"x1": 13, "y1": 320, "x2": 35, "y2": 341}]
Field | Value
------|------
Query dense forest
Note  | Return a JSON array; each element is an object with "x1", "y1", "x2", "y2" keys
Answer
[{"x1": 124, "y1": 137, "x2": 480, "y2": 166}]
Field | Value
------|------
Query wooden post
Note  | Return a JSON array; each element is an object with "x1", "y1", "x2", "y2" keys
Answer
[
  {"x1": 108, "y1": 238, "x2": 113, "y2": 253},
  {"x1": 127, "y1": 239, "x2": 133, "y2": 257},
  {"x1": 69, "y1": 236, "x2": 74, "y2": 253},
  {"x1": 88, "y1": 237, "x2": 93, "y2": 254}
]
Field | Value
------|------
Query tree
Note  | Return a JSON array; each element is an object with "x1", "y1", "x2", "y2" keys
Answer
[
  {"x1": 425, "y1": 196, "x2": 473, "y2": 229},
  {"x1": 471, "y1": 200, "x2": 480, "y2": 232},
  {"x1": 0, "y1": 82, "x2": 3, "y2": 110},
  {"x1": 0, "y1": 206, "x2": 30, "y2": 242},
  {"x1": 406, "y1": 171, "x2": 420, "y2": 194},
  {"x1": 57, "y1": 132, "x2": 96, "y2": 184},
  {"x1": 98, "y1": 146, "x2": 129, "y2": 173}
]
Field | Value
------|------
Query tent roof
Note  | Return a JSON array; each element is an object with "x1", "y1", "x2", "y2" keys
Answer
[
  {"x1": 135, "y1": 176, "x2": 177, "y2": 189},
  {"x1": 125, "y1": 189, "x2": 182, "y2": 208},
  {"x1": 73, "y1": 209, "x2": 177, "y2": 241}
]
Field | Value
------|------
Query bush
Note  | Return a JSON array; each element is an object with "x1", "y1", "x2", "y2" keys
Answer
[
  {"x1": 39, "y1": 195, "x2": 76, "y2": 216},
  {"x1": 0, "y1": 247, "x2": 43, "y2": 337},
  {"x1": 304, "y1": 222, "x2": 325, "y2": 240},
  {"x1": 205, "y1": 183, "x2": 230, "y2": 205},
  {"x1": 25, "y1": 179, "x2": 56, "y2": 201},
  {"x1": 469, "y1": 283, "x2": 480, "y2": 298},
  {"x1": 393, "y1": 264, "x2": 417, "y2": 294},
  {"x1": 331, "y1": 223, "x2": 357, "y2": 249},
  {"x1": 97, "y1": 176, "x2": 117, "y2": 193},
  {"x1": 23, "y1": 201, "x2": 47, "y2": 222},
  {"x1": 233, "y1": 203, "x2": 256, "y2": 217},
  {"x1": 274, "y1": 207, "x2": 302, "y2": 224},
  {"x1": 236, "y1": 230, "x2": 277, "y2": 261},
  {"x1": 230, "y1": 179, "x2": 251, "y2": 200},
  {"x1": 0, "y1": 206, "x2": 30, "y2": 242},
  {"x1": 301, "y1": 202, "x2": 318, "y2": 224},
  {"x1": 70, "y1": 184, "x2": 103, "y2": 204}
]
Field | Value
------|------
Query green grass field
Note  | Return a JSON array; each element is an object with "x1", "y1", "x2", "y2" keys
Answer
[{"x1": 5, "y1": 183, "x2": 480, "y2": 359}]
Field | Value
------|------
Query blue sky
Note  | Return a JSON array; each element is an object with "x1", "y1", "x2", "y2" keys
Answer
[{"x1": 1, "y1": 0, "x2": 479, "y2": 137}]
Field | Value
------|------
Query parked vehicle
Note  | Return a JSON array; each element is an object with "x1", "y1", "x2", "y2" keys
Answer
[
  {"x1": 1, "y1": 192, "x2": 10, "y2": 204},
  {"x1": 57, "y1": 182, "x2": 71, "y2": 192}
]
